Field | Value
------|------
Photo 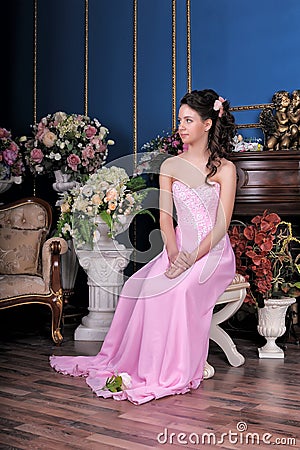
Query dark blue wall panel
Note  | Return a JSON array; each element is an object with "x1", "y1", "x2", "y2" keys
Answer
[
  {"x1": 190, "y1": 0, "x2": 300, "y2": 136},
  {"x1": 137, "y1": 0, "x2": 173, "y2": 149},
  {"x1": 37, "y1": 0, "x2": 85, "y2": 119},
  {"x1": 0, "y1": 0, "x2": 34, "y2": 135},
  {"x1": 88, "y1": 0, "x2": 133, "y2": 160},
  {"x1": 1, "y1": 0, "x2": 300, "y2": 149}
]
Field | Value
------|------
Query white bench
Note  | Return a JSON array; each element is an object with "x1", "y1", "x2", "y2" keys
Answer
[{"x1": 204, "y1": 274, "x2": 250, "y2": 379}]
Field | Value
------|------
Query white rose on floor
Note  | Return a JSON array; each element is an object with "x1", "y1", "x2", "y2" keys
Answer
[{"x1": 119, "y1": 372, "x2": 132, "y2": 389}]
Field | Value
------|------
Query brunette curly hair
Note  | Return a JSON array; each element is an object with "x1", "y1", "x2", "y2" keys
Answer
[{"x1": 180, "y1": 89, "x2": 236, "y2": 179}]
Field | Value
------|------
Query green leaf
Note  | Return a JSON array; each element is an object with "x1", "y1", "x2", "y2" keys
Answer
[
  {"x1": 100, "y1": 210, "x2": 113, "y2": 230},
  {"x1": 136, "y1": 209, "x2": 156, "y2": 222}
]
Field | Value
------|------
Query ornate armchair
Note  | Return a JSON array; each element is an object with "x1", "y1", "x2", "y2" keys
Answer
[{"x1": 0, "y1": 197, "x2": 68, "y2": 343}]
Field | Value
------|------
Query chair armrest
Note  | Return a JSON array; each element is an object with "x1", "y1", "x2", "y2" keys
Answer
[{"x1": 42, "y1": 237, "x2": 68, "y2": 291}]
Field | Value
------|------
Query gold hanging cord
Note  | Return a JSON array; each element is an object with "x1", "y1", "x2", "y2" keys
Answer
[
  {"x1": 84, "y1": 0, "x2": 89, "y2": 116},
  {"x1": 133, "y1": 0, "x2": 138, "y2": 165},
  {"x1": 33, "y1": 0, "x2": 38, "y2": 125},
  {"x1": 172, "y1": 0, "x2": 177, "y2": 131},
  {"x1": 132, "y1": 0, "x2": 138, "y2": 270},
  {"x1": 186, "y1": 0, "x2": 191, "y2": 93}
]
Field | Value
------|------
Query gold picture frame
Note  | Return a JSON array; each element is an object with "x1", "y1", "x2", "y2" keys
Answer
[{"x1": 230, "y1": 103, "x2": 274, "y2": 129}]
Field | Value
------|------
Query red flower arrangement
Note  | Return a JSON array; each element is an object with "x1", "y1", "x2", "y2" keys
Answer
[{"x1": 229, "y1": 210, "x2": 300, "y2": 307}]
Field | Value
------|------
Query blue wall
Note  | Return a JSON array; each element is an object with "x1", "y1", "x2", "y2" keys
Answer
[{"x1": 2, "y1": 0, "x2": 300, "y2": 153}]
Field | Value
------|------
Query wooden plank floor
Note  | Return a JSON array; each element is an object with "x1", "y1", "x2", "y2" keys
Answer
[{"x1": 0, "y1": 310, "x2": 299, "y2": 449}]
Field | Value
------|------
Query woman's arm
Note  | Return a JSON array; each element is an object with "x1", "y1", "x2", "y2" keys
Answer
[
  {"x1": 159, "y1": 160, "x2": 179, "y2": 263},
  {"x1": 195, "y1": 161, "x2": 236, "y2": 261}
]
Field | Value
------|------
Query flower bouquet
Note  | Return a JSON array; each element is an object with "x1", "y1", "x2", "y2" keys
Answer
[
  {"x1": 22, "y1": 111, "x2": 114, "y2": 181},
  {"x1": 0, "y1": 127, "x2": 24, "y2": 185},
  {"x1": 134, "y1": 130, "x2": 186, "y2": 176},
  {"x1": 56, "y1": 166, "x2": 151, "y2": 249},
  {"x1": 103, "y1": 372, "x2": 132, "y2": 392},
  {"x1": 229, "y1": 210, "x2": 300, "y2": 307}
]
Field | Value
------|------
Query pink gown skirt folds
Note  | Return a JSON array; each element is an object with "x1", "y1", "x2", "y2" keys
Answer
[{"x1": 50, "y1": 181, "x2": 236, "y2": 405}]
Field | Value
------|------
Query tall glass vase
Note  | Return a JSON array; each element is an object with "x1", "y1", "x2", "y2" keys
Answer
[
  {"x1": 61, "y1": 239, "x2": 79, "y2": 303},
  {"x1": 52, "y1": 169, "x2": 78, "y2": 302}
]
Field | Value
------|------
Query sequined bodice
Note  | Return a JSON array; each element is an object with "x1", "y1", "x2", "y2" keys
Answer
[{"x1": 172, "y1": 180, "x2": 221, "y2": 251}]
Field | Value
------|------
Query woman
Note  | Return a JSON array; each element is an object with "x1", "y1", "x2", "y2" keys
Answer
[{"x1": 50, "y1": 89, "x2": 237, "y2": 405}]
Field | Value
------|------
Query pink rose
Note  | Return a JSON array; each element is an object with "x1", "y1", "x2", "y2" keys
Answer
[
  {"x1": 0, "y1": 128, "x2": 10, "y2": 138},
  {"x1": 42, "y1": 131, "x2": 57, "y2": 148},
  {"x1": 67, "y1": 153, "x2": 81, "y2": 171},
  {"x1": 8, "y1": 141, "x2": 19, "y2": 152},
  {"x1": 85, "y1": 125, "x2": 97, "y2": 138},
  {"x1": 36, "y1": 122, "x2": 47, "y2": 140},
  {"x1": 30, "y1": 148, "x2": 44, "y2": 163},
  {"x1": 98, "y1": 143, "x2": 107, "y2": 153},
  {"x1": 3, "y1": 149, "x2": 17, "y2": 165},
  {"x1": 82, "y1": 146, "x2": 95, "y2": 159}
]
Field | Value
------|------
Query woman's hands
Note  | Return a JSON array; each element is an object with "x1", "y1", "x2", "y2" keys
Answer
[{"x1": 165, "y1": 250, "x2": 197, "y2": 279}]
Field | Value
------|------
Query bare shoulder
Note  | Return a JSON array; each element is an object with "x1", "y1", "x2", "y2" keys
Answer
[
  {"x1": 213, "y1": 158, "x2": 236, "y2": 185},
  {"x1": 219, "y1": 158, "x2": 236, "y2": 177},
  {"x1": 220, "y1": 157, "x2": 235, "y2": 170},
  {"x1": 160, "y1": 155, "x2": 180, "y2": 176}
]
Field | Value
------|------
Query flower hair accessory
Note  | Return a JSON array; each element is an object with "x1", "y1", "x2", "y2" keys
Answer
[{"x1": 213, "y1": 96, "x2": 226, "y2": 118}]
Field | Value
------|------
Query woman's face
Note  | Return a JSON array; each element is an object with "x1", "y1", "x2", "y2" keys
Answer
[{"x1": 178, "y1": 104, "x2": 211, "y2": 146}]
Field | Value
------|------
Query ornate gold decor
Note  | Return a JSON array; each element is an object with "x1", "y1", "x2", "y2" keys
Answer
[
  {"x1": 259, "y1": 90, "x2": 300, "y2": 151},
  {"x1": 230, "y1": 103, "x2": 274, "y2": 129}
]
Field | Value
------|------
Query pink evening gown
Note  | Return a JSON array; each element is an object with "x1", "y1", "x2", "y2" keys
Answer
[{"x1": 50, "y1": 180, "x2": 235, "y2": 405}]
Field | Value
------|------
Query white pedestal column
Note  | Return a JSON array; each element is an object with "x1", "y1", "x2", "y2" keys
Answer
[{"x1": 74, "y1": 246, "x2": 132, "y2": 341}]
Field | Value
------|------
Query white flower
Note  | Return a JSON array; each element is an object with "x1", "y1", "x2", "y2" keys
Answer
[
  {"x1": 53, "y1": 111, "x2": 67, "y2": 123},
  {"x1": 119, "y1": 372, "x2": 132, "y2": 389},
  {"x1": 19, "y1": 136, "x2": 27, "y2": 142},
  {"x1": 54, "y1": 153, "x2": 62, "y2": 161},
  {"x1": 35, "y1": 164, "x2": 44, "y2": 173},
  {"x1": 81, "y1": 185, "x2": 94, "y2": 197},
  {"x1": 107, "y1": 139, "x2": 115, "y2": 146},
  {"x1": 100, "y1": 126, "x2": 108, "y2": 135},
  {"x1": 59, "y1": 142, "x2": 65, "y2": 149},
  {"x1": 12, "y1": 176, "x2": 22, "y2": 184},
  {"x1": 62, "y1": 223, "x2": 71, "y2": 234}
]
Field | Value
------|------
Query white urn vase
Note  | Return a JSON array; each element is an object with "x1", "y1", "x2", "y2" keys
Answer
[
  {"x1": 0, "y1": 178, "x2": 14, "y2": 194},
  {"x1": 93, "y1": 215, "x2": 133, "y2": 250},
  {"x1": 53, "y1": 169, "x2": 76, "y2": 192},
  {"x1": 257, "y1": 297, "x2": 296, "y2": 358}
]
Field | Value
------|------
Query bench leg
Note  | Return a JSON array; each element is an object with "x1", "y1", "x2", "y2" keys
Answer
[
  {"x1": 210, "y1": 324, "x2": 245, "y2": 367},
  {"x1": 203, "y1": 361, "x2": 215, "y2": 380}
]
